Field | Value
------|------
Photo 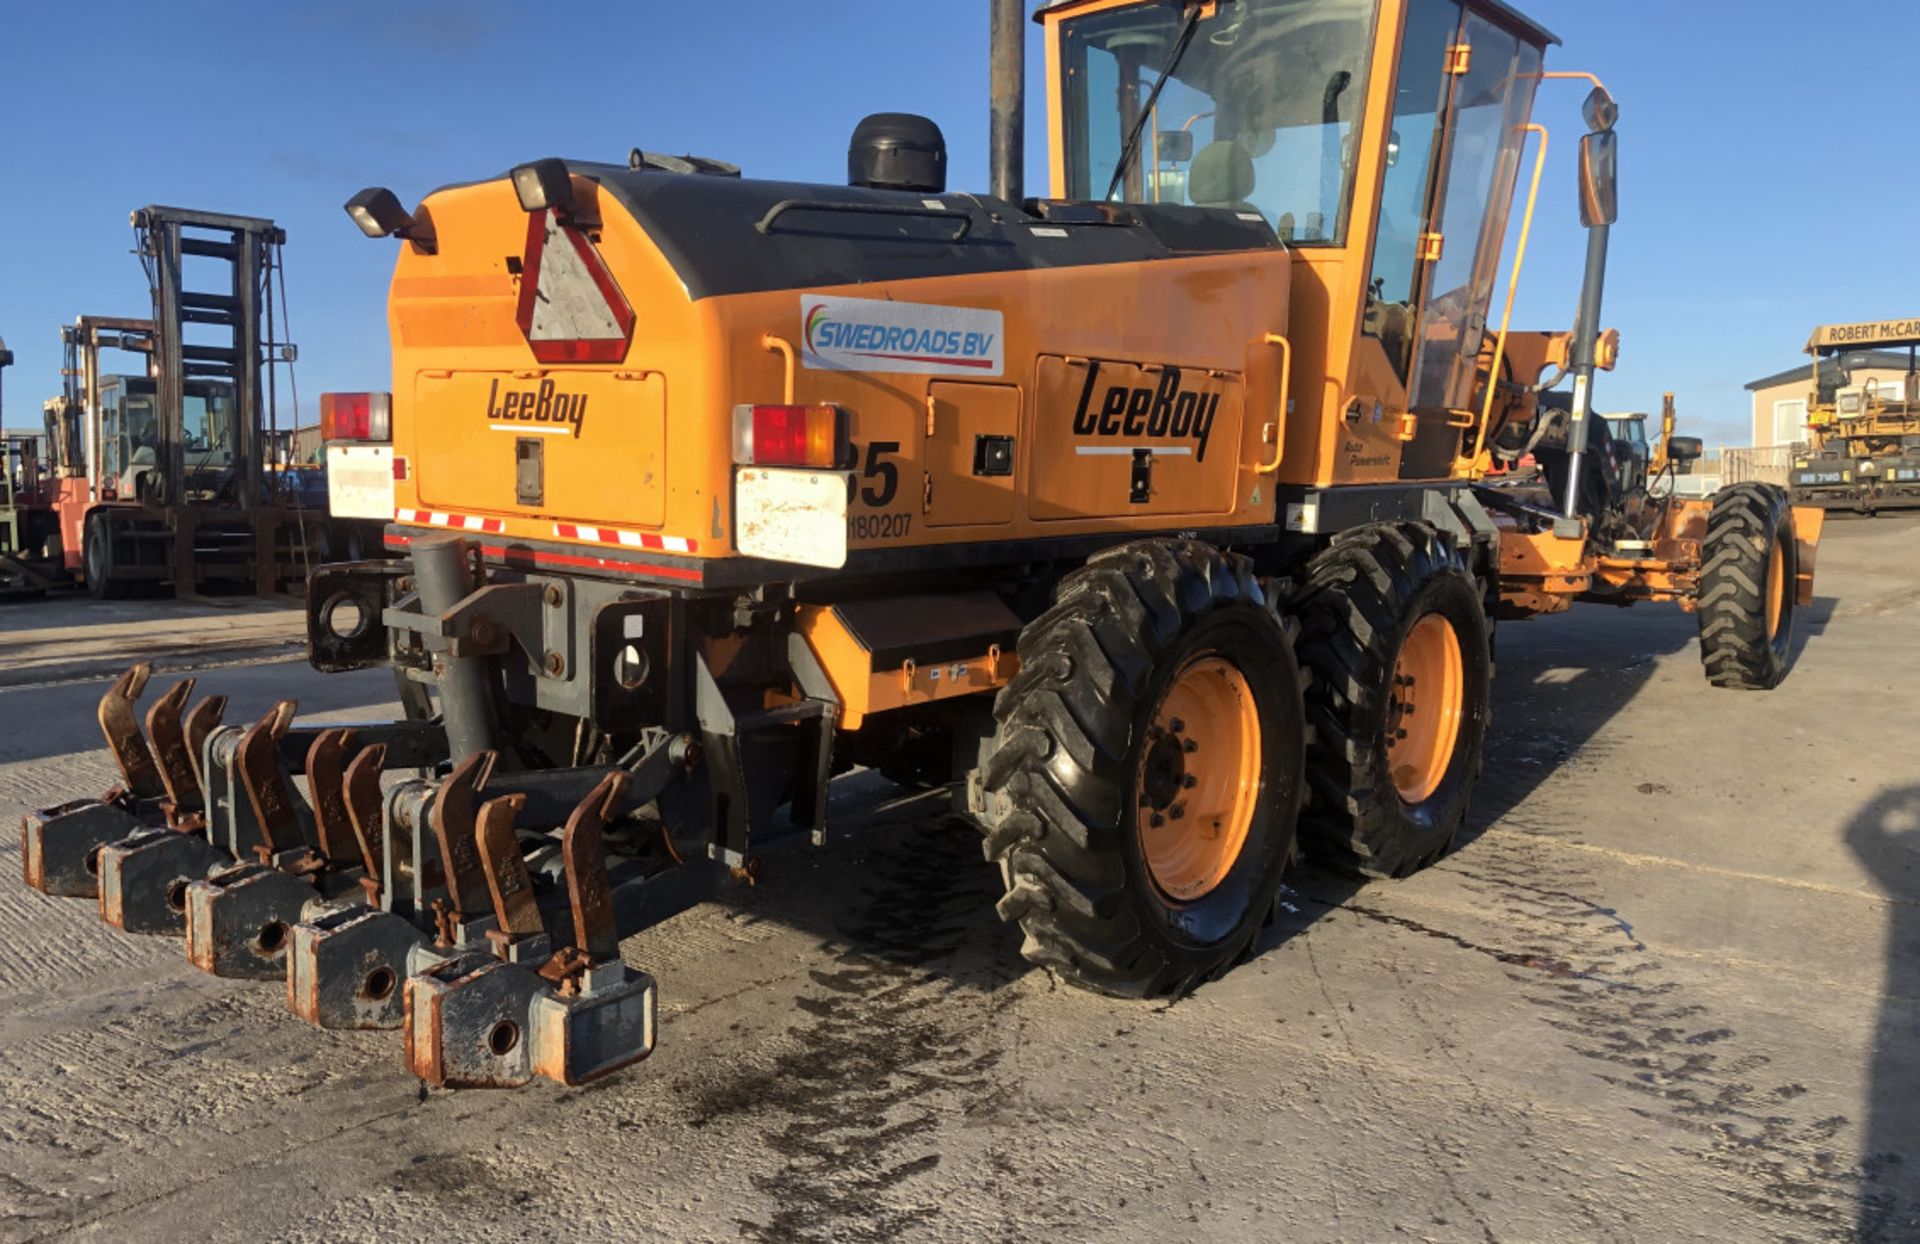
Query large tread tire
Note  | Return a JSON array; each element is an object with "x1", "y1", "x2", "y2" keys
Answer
[
  {"x1": 1697, "y1": 482, "x2": 1797, "y2": 690},
  {"x1": 974, "y1": 539, "x2": 1306, "y2": 999},
  {"x1": 1291, "y1": 523, "x2": 1492, "y2": 880}
]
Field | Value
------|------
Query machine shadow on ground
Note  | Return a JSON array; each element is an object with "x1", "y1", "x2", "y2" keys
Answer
[{"x1": 1848, "y1": 782, "x2": 1920, "y2": 1240}]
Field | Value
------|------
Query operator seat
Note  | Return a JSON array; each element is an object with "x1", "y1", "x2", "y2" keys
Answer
[{"x1": 1188, "y1": 140, "x2": 1256, "y2": 212}]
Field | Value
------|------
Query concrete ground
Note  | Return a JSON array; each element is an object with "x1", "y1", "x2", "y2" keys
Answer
[{"x1": 0, "y1": 517, "x2": 1914, "y2": 1243}]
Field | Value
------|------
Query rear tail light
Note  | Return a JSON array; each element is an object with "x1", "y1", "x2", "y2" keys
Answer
[
  {"x1": 731, "y1": 404, "x2": 845, "y2": 469},
  {"x1": 320, "y1": 392, "x2": 393, "y2": 442}
]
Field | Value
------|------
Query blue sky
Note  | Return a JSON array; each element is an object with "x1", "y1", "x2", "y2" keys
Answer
[{"x1": 1, "y1": 1, "x2": 1914, "y2": 450}]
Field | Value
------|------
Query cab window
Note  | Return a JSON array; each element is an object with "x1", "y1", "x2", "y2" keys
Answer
[{"x1": 1060, "y1": 0, "x2": 1378, "y2": 245}]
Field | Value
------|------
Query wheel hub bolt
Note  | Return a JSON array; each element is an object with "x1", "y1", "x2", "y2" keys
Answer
[
  {"x1": 1182, "y1": 738, "x2": 1199, "y2": 754},
  {"x1": 1168, "y1": 717, "x2": 1185, "y2": 733},
  {"x1": 1168, "y1": 804, "x2": 1185, "y2": 821},
  {"x1": 1182, "y1": 774, "x2": 1197, "y2": 789}
]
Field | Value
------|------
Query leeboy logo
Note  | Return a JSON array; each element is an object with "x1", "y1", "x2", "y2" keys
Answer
[
  {"x1": 800, "y1": 293, "x2": 1004, "y2": 377},
  {"x1": 486, "y1": 377, "x2": 586, "y2": 438},
  {"x1": 1073, "y1": 361, "x2": 1221, "y2": 461}
]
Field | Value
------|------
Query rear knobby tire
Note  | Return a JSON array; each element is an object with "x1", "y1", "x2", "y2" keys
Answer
[
  {"x1": 974, "y1": 539, "x2": 1306, "y2": 999},
  {"x1": 1291, "y1": 523, "x2": 1492, "y2": 879},
  {"x1": 1697, "y1": 482, "x2": 1798, "y2": 690}
]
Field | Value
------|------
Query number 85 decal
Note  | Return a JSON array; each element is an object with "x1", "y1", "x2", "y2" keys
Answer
[{"x1": 849, "y1": 440, "x2": 900, "y2": 508}]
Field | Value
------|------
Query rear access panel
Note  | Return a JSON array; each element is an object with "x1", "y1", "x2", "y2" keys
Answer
[
  {"x1": 924, "y1": 382, "x2": 1019, "y2": 528},
  {"x1": 1029, "y1": 356, "x2": 1241, "y2": 521},
  {"x1": 412, "y1": 370, "x2": 666, "y2": 528}
]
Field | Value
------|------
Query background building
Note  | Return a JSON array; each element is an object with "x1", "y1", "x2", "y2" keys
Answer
[{"x1": 1745, "y1": 351, "x2": 1913, "y2": 448}]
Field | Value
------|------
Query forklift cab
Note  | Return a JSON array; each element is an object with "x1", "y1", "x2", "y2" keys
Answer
[{"x1": 95, "y1": 374, "x2": 240, "y2": 504}]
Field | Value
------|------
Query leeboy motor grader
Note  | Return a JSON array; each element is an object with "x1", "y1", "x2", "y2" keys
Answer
[{"x1": 22, "y1": 0, "x2": 1821, "y2": 1089}]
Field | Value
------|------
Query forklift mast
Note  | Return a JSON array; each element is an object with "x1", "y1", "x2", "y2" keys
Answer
[{"x1": 133, "y1": 206, "x2": 295, "y2": 509}]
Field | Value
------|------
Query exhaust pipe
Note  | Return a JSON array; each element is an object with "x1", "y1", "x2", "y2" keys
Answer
[{"x1": 990, "y1": 0, "x2": 1025, "y2": 203}]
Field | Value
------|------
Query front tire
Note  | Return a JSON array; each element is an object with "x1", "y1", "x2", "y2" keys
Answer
[
  {"x1": 83, "y1": 512, "x2": 129, "y2": 600},
  {"x1": 1292, "y1": 523, "x2": 1492, "y2": 879},
  {"x1": 1697, "y1": 483, "x2": 1798, "y2": 690},
  {"x1": 974, "y1": 540, "x2": 1306, "y2": 998}
]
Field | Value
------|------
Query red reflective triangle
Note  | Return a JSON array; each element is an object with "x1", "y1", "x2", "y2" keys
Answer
[{"x1": 514, "y1": 208, "x2": 637, "y2": 365}]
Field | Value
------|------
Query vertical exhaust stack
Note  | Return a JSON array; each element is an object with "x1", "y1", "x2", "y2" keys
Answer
[{"x1": 990, "y1": 0, "x2": 1025, "y2": 204}]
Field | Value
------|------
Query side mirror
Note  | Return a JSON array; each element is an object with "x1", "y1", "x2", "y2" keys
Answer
[
  {"x1": 0, "y1": 336, "x2": 12, "y2": 369},
  {"x1": 1666, "y1": 435, "x2": 1703, "y2": 463},
  {"x1": 511, "y1": 158, "x2": 575, "y2": 214},
  {"x1": 1156, "y1": 129, "x2": 1195, "y2": 164},
  {"x1": 1581, "y1": 85, "x2": 1619, "y2": 133},
  {"x1": 1578, "y1": 130, "x2": 1618, "y2": 227}
]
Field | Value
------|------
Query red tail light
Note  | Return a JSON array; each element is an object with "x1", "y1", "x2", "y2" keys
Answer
[
  {"x1": 320, "y1": 392, "x2": 392, "y2": 442},
  {"x1": 732, "y1": 404, "x2": 845, "y2": 468}
]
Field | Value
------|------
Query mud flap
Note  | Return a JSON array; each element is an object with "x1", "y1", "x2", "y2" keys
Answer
[{"x1": 1791, "y1": 505, "x2": 1824, "y2": 606}]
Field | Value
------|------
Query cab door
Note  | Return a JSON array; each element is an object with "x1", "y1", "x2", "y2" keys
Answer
[
  {"x1": 1353, "y1": 0, "x2": 1544, "y2": 482},
  {"x1": 1398, "y1": 8, "x2": 1544, "y2": 479}
]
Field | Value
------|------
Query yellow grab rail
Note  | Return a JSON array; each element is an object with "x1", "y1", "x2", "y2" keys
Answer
[
  {"x1": 1468, "y1": 122, "x2": 1549, "y2": 466},
  {"x1": 763, "y1": 333, "x2": 797, "y2": 405},
  {"x1": 1257, "y1": 332, "x2": 1292, "y2": 475}
]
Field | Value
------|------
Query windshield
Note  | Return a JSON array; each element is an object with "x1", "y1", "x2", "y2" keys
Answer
[
  {"x1": 184, "y1": 389, "x2": 237, "y2": 466},
  {"x1": 1060, "y1": 0, "x2": 1378, "y2": 244}
]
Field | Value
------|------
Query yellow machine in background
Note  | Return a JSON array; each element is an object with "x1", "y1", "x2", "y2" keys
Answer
[
  {"x1": 22, "y1": 0, "x2": 1823, "y2": 1089},
  {"x1": 1792, "y1": 318, "x2": 1920, "y2": 514}
]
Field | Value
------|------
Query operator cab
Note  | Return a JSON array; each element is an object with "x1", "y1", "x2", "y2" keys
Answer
[
  {"x1": 1045, "y1": 0, "x2": 1560, "y2": 485},
  {"x1": 95, "y1": 374, "x2": 240, "y2": 503}
]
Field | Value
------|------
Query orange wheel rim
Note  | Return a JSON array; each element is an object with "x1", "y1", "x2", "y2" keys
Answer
[
  {"x1": 1765, "y1": 532, "x2": 1786, "y2": 639},
  {"x1": 1135, "y1": 655, "x2": 1261, "y2": 903},
  {"x1": 1386, "y1": 614, "x2": 1465, "y2": 805}
]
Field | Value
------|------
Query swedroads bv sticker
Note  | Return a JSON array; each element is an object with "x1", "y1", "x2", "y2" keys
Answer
[{"x1": 801, "y1": 295, "x2": 1004, "y2": 377}]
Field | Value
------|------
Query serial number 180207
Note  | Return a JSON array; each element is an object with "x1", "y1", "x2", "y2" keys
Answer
[{"x1": 850, "y1": 512, "x2": 912, "y2": 541}]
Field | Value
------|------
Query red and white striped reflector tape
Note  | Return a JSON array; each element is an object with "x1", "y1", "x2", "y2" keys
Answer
[
  {"x1": 394, "y1": 508, "x2": 505, "y2": 534},
  {"x1": 552, "y1": 523, "x2": 698, "y2": 554}
]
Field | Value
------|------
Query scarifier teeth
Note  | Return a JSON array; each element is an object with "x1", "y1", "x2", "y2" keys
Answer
[
  {"x1": 144, "y1": 678, "x2": 203, "y2": 819},
  {"x1": 304, "y1": 728, "x2": 360, "y2": 863},
  {"x1": 475, "y1": 794, "x2": 544, "y2": 939},
  {"x1": 181, "y1": 692, "x2": 228, "y2": 794},
  {"x1": 235, "y1": 702, "x2": 306, "y2": 857},
  {"x1": 98, "y1": 663, "x2": 165, "y2": 800},
  {"x1": 561, "y1": 772, "x2": 629, "y2": 962},
  {"x1": 431, "y1": 751, "x2": 501, "y2": 921},
  {"x1": 341, "y1": 743, "x2": 388, "y2": 884}
]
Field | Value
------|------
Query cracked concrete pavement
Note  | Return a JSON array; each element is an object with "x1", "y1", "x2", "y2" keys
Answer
[{"x1": 0, "y1": 516, "x2": 1914, "y2": 1242}]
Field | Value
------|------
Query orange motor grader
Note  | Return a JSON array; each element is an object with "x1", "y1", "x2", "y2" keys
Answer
[{"x1": 22, "y1": 0, "x2": 1819, "y2": 1089}]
